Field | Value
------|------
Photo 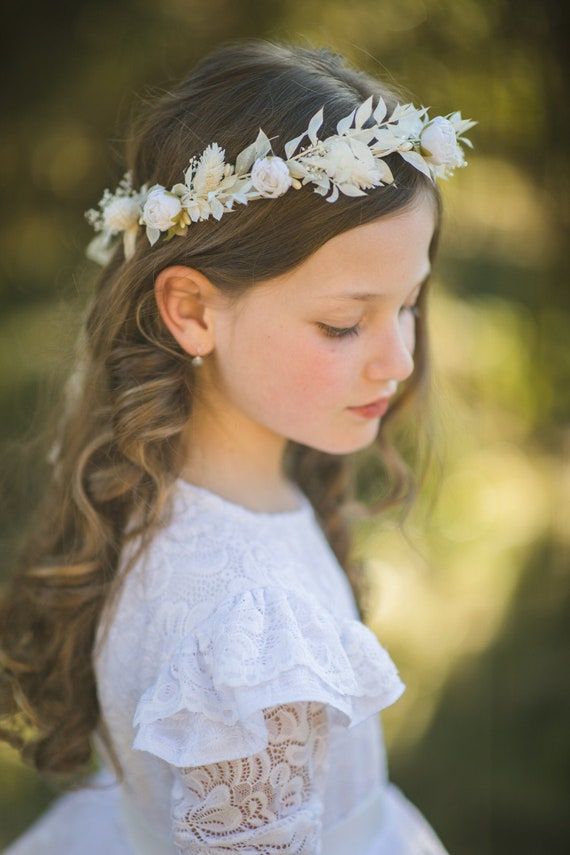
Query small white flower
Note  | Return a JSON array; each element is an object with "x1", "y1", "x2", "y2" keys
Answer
[
  {"x1": 319, "y1": 138, "x2": 356, "y2": 184},
  {"x1": 250, "y1": 156, "x2": 292, "y2": 198},
  {"x1": 420, "y1": 116, "x2": 463, "y2": 167},
  {"x1": 141, "y1": 185, "x2": 183, "y2": 232},
  {"x1": 309, "y1": 138, "x2": 381, "y2": 190},
  {"x1": 186, "y1": 196, "x2": 215, "y2": 223},
  {"x1": 102, "y1": 196, "x2": 142, "y2": 234},
  {"x1": 393, "y1": 110, "x2": 425, "y2": 140}
]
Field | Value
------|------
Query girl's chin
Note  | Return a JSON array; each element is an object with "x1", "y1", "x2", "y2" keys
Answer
[{"x1": 302, "y1": 427, "x2": 380, "y2": 457}]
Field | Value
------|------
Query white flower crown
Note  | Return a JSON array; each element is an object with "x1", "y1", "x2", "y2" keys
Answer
[{"x1": 85, "y1": 95, "x2": 477, "y2": 265}]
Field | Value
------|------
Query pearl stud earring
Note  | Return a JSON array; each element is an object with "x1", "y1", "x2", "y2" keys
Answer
[{"x1": 191, "y1": 353, "x2": 204, "y2": 366}]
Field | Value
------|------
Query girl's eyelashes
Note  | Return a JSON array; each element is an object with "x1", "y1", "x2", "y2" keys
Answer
[
  {"x1": 316, "y1": 322, "x2": 361, "y2": 339},
  {"x1": 316, "y1": 303, "x2": 421, "y2": 340}
]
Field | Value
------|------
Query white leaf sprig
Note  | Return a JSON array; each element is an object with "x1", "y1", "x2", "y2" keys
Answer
[{"x1": 85, "y1": 96, "x2": 477, "y2": 264}]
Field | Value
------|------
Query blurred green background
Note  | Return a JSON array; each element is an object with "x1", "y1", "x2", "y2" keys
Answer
[{"x1": 1, "y1": 1, "x2": 568, "y2": 852}]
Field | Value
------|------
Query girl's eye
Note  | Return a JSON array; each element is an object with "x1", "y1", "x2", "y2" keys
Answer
[
  {"x1": 317, "y1": 304, "x2": 421, "y2": 340},
  {"x1": 316, "y1": 322, "x2": 361, "y2": 339}
]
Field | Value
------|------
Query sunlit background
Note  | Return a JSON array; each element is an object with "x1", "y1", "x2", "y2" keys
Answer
[{"x1": 1, "y1": 1, "x2": 568, "y2": 853}]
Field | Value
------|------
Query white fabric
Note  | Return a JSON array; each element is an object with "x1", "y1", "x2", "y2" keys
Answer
[{"x1": 3, "y1": 478, "x2": 450, "y2": 854}]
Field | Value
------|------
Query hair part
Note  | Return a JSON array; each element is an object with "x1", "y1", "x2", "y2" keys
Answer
[{"x1": 0, "y1": 37, "x2": 442, "y2": 786}]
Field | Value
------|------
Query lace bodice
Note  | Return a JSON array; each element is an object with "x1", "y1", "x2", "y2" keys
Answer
[{"x1": 90, "y1": 478, "x2": 405, "y2": 853}]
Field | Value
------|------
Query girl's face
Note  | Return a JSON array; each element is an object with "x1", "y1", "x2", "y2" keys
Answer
[{"x1": 202, "y1": 193, "x2": 436, "y2": 458}]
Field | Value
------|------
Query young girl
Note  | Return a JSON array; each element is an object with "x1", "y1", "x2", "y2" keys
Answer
[{"x1": 0, "y1": 38, "x2": 476, "y2": 854}]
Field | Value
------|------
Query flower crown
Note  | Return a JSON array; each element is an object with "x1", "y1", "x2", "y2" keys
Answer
[{"x1": 85, "y1": 95, "x2": 477, "y2": 265}]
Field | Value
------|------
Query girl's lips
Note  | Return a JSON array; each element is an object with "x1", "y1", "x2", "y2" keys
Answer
[{"x1": 347, "y1": 397, "x2": 392, "y2": 418}]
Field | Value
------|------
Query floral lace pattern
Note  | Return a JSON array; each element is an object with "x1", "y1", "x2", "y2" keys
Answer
[
  {"x1": 132, "y1": 584, "x2": 405, "y2": 768},
  {"x1": 170, "y1": 701, "x2": 328, "y2": 853}
]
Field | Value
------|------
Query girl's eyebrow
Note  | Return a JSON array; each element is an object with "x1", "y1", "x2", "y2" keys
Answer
[{"x1": 315, "y1": 269, "x2": 432, "y2": 301}]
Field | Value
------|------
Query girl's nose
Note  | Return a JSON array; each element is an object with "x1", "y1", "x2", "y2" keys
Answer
[{"x1": 365, "y1": 315, "x2": 416, "y2": 383}]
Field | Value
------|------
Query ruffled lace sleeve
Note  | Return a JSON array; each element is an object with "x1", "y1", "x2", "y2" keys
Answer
[{"x1": 132, "y1": 584, "x2": 405, "y2": 853}]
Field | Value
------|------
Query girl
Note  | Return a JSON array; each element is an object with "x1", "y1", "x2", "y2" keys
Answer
[{"x1": 0, "y1": 38, "x2": 476, "y2": 854}]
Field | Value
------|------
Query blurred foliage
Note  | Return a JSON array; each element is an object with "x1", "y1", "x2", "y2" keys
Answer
[{"x1": 1, "y1": 1, "x2": 568, "y2": 852}]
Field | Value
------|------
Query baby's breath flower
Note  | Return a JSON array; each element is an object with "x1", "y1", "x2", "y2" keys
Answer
[{"x1": 102, "y1": 197, "x2": 142, "y2": 234}]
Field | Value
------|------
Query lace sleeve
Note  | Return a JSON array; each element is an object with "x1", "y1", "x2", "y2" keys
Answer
[
  {"x1": 169, "y1": 701, "x2": 329, "y2": 854},
  {"x1": 133, "y1": 585, "x2": 405, "y2": 768},
  {"x1": 132, "y1": 584, "x2": 405, "y2": 850}
]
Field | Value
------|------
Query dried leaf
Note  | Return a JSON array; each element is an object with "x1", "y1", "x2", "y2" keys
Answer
[
  {"x1": 253, "y1": 128, "x2": 272, "y2": 160},
  {"x1": 307, "y1": 107, "x2": 324, "y2": 145},
  {"x1": 355, "y1": 95, "x2": 374, "y2": 129},
  {"x1": 374, "y1": 158, "x2": 395, "y2": 184},
  {"x1": 235, "y1": 141, "x2": 258, "y2": 176},
  {"x1": 326, "y1": 184, "x2": 340, "y2": 203},
  {"x1": 336, "y1": 107, "x2": 356, "y2": 136},
  {"x1": 337, "y1": 183, "x2": 368, "y2": 197},
  {"x1": 398, "y1": 150, "x2": 433, "y2": 180},
  {"x1": 146, "y1": 226, "x2": 161, "y2": 246},
  {"x1": 284, "y1": 131, "x2": 306, "y2": 160},
  {"x1": 286, "y1": 161, "x2": 308, "y2": 180},
  {"x1": 373, "y1": 97, "x2": 387, "y2": 125},
  {"x1": 210, "y1": 198, "x2": 225, "y2": 220}
]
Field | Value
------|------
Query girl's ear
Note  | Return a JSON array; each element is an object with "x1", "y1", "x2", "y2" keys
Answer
[{"x1": 154, "y1": 265, "x2": 217, "y2": 357}]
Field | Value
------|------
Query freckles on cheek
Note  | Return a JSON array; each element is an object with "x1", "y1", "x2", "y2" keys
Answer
[{"x1": 286, "y1": 342, "x2": 345, "y2": 403}]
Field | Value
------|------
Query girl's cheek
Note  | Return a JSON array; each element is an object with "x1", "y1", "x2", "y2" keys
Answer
[{"x1": 299, "y1": 340, "x2": 353, "y2": 394}]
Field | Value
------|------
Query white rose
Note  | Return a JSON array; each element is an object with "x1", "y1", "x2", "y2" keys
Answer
[
  {"x1": 250, "y1": 156, "x2": 292, "y2": 198},
  {"x1": 102, "y1": 196, "x2": 141, "y2": 234},
  {"x1": 141, "y1": 185, "x2": 182, "y2": 231},
  {"x1": 419, "y1": 116, "x2": 460, "y2": 166}
]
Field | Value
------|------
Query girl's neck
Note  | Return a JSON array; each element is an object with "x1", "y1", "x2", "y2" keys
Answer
[
  {"x1": 179, "y1": 396, "x2": 295, "y2": 513},
  {"x1": 177, "y1": 469, "x2": 301, "y2": 514}
]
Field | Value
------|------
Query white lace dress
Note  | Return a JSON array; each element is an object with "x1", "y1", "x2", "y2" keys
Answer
[{"x1": 3, "y1": 478, "x2": 449, "y2": 854}]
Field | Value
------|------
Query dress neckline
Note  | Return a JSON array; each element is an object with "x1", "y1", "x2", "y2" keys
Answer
[{"x1": 173, "y1": 477, "x2": 314, "y2": 524}]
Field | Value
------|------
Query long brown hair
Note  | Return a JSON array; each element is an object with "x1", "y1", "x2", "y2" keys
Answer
[{"x1": 0, "y1": 38, "x2": 442, "y2": 784}]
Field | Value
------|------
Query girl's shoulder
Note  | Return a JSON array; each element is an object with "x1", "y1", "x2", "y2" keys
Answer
[
  {"x1": 160, "y1": 476, "x2": 315, "y2": 566},
  {"x1": 120, "y1": 477, "x2": 318, "y2": 620}
]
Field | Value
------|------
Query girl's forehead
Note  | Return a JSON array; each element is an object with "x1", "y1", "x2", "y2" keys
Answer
[
  {"x1": 318, "y1": 198, "x2": 436, "y2": 266},
  {"x1": 251, "y1": 202, "x2": 435, "y2": 307}
]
